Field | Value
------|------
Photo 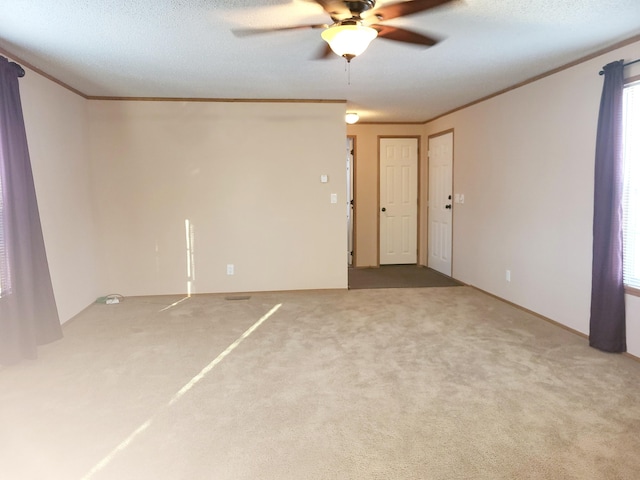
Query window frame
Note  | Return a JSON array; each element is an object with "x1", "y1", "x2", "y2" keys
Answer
[{"x1": 623, "y1": 74, "x2": 640, "y2": 297}]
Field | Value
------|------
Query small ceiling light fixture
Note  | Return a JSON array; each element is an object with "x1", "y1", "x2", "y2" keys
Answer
[
  {"x1": 321, "y1": 23, "x2": 378, "y2": 62},
  {"x1": 345, "y1": 112, "x2": 360, "y2": 124}
]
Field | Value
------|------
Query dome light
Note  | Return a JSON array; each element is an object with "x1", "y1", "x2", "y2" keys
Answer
[{"x1": 345, "y1": 112, "x2": 360, "y2": 124}]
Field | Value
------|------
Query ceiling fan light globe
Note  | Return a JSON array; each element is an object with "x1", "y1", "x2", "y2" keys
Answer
[{"x1": 321, "y1": 25, "x2": 378, "y2": 59}]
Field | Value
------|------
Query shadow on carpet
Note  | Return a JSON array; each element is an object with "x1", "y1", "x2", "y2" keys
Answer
[{"x1": 348, "y1": 265, "x2": 463, "y2": 289}]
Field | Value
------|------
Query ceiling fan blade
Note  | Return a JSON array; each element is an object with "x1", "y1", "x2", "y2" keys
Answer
[
  {"x1": 232, "y1": 24, "x2": 328, "y2": 37},
  {"x1": 367, "y1": 0, "x2": 455, "y2": 22},
  {"x1": 373, "y1": 25, "x2": 439, "y2": 46},
  {"x1": 313, "y1": 0, "x2": 353, "y2": 21}
]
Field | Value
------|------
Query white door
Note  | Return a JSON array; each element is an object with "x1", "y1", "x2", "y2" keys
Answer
[
  {"x1": 428, "y1": 131, "x2": 453, "y2": 276},
  {"x1": 379, "y1": 138, "x2": 418, "y2": 265}
]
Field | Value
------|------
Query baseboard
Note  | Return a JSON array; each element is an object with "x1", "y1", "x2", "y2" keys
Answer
[
  {"x1": 466, "y1": 285, "x2": 589, "y2": 340},
  {"x1": 465, "y1": 284, "x2": 640, "y2": 364}
]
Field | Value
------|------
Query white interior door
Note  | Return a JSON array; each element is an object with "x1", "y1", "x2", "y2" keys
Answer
[
  {"x1": 428, "y1": 132, "x2": 453, "y2": 276},
  {"x1": 379, "y1": 138, "x2": 418, "y2": 265}
]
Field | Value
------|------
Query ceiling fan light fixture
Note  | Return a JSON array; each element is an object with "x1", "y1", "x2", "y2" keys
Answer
[
  {"x1": 345, "y1": 112, "x2": 360, "y2": 124},
  {"x1": 321, "y1": 24, "x2": 378, "y2": 60}
]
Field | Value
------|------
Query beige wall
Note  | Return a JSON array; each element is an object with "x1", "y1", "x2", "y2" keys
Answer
[
  {"x1": 628, "y1": 295, "x2": 640, "y2": 356},
  {"x1": 423, "y1": 40, "x2": 640, "y2": 356},
  {"x1": 20, "y1": 68, "x2": 101, "y2": 323},
  {"x1": 88, "y1": 100, "x2": 347, "y2": 296},
  {"x1": 346, "y1": 124, "x2": 424, "y2": 267}
]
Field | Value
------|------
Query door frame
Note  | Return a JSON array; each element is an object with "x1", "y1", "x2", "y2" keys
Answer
[
  {"x1": 377, "y1": 135, "x2": 421, "y2": 266},
  {"x1": 427, "y1": 129, "x2": 454, "y2": 275},
  {"x1": 348, "y1": 135, "x2": 357, "y2": 266}
]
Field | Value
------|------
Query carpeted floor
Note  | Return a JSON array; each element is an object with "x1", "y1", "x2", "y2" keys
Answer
[
  {"x1": 2, "y1": 287, "x2": 640, "y2": 479},
  {"x1": 348, "y1": 264, "x2": 463, "y2": 289}
]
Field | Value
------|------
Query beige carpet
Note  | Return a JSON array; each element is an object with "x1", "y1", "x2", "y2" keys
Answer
[{"x1": 1, "y1": 287, "x2": 640, "y2": 480}]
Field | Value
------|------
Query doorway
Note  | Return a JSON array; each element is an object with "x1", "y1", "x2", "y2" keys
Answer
[{"x1": 379, "y1": 137, "x2": 418, "y2": 265}]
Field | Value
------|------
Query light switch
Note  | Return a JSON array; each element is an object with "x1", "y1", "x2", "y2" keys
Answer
[
  {"x1": 330, "y1": 193, "x2": 338, "y2": 204},
  {"x1": 454, "y1": 194, "x2": 460, "y2": 203},
  {"x1": 320, "y1": 175, "x2": 328, "y2": 183},
  {"x1": 460, "y1": 194, "x2": 465, "y2": 204}
]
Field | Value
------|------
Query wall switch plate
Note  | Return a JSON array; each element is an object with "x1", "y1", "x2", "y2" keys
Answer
[
  {"x1": 227, "y1": 264, "x2": 234, "y2": 275},
  {"x1": 330, "y1": 193, "x2": 338, "y2": 204},
  {"x1": 320, "y1": 175, "x2": 328, "y2": 183},
  {"x1": 460, "y1": 194, "x2": 465, "y2": 204},
  {"x1": 506, "y1": 269, "x2": 511, "y2": 282}
]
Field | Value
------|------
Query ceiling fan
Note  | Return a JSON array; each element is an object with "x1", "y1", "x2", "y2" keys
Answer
[{"x1": 233, "y1": 0, "x2": 456, "y2": 62}]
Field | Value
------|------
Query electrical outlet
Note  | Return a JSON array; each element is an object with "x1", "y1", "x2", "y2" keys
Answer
[{"x1": 227, "y1": 264, "x2": 234, "y2": 275}]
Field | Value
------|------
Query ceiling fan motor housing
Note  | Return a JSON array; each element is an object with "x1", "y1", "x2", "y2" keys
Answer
[{"x1": 344, "y1": 0, "x2": 376, "y2": 16}]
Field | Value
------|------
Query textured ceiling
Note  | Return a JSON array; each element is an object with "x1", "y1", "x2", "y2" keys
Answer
[{"x1": 1, "y1": 0, "x2": 640, "y2": 123}]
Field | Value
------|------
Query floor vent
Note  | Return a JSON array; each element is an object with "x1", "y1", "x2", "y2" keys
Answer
[{"x1": 224, "y1": 295, "x2": 251, "y2": 301}]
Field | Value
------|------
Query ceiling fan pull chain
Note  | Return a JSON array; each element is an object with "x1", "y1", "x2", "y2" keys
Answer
[{"x1": 345, "y1": 58, "x2": 351, "y2": 85}]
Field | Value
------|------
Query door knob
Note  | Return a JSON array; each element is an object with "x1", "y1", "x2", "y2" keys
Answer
[
  {"x1": 445, "y1": 204, "x2": 452, "y2": 209},
  {"x1": 381, "y1": 207, "x2": 386, "y2": 212}
]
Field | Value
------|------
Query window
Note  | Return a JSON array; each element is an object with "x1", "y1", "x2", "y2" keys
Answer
[{"x1": 622, "y1": 79, "x2": 640, "y2": 291}]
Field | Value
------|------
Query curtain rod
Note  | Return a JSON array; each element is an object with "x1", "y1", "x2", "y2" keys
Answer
[{"x1": 599, "y1": 58, "x2": 640, "y2": 75}]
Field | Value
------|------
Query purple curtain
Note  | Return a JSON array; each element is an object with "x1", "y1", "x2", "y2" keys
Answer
[
  {"x1": 0, "y1": 56, "x2": 61, "y2": 365},
  {"x1": 589, "y1": 60, "x2": 626, "y2": 353}
]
